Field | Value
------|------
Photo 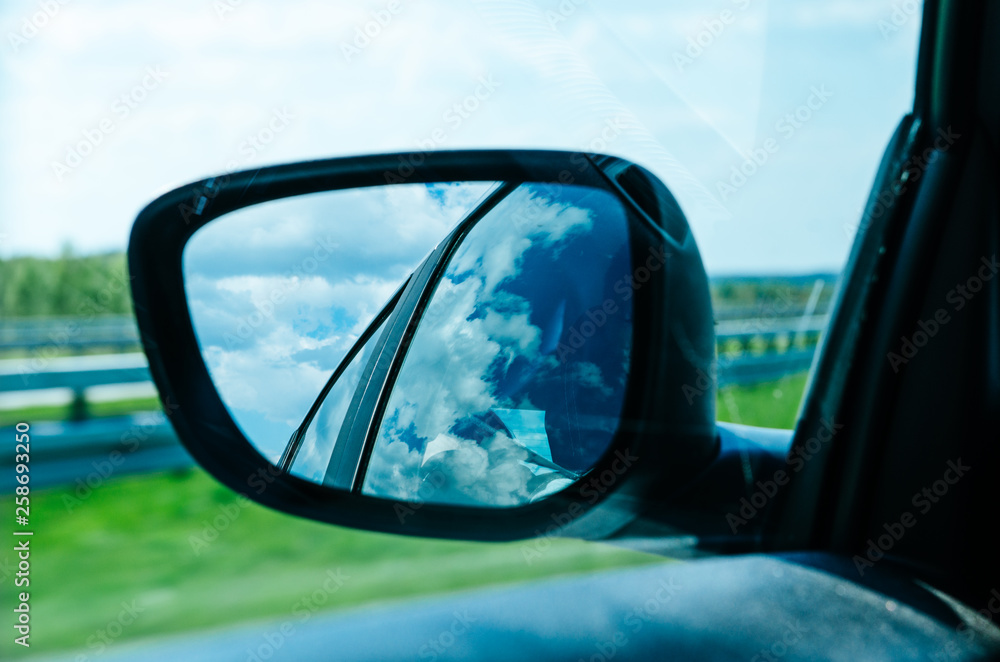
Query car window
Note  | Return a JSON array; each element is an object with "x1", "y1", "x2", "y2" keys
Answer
[
  {"x1": 0, "y1": 0, "x2": 922, "y2": 655},
  {"x1": 2, "y1": 0, "x2": 921, "y2": 427}
]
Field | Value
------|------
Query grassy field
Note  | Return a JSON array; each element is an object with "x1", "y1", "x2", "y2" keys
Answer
[
  {"x1": 716, "y1": 371, "x2": 808, "y2": 429},
  {"x1": 0, "y1": 372, "x2": 807, "y2": 658},
  {"x1": 0, "y1": 471, "x2": 662, "y2": 659}
]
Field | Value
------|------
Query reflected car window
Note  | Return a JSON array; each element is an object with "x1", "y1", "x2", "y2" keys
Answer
[
  {"x1": 363, "y1": 184, "x2": 633, "y2": 507},
  {"x1": 289, "y1": 314, "x2": 389, "y2": 484}
]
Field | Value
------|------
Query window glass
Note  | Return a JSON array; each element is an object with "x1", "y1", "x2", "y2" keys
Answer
[
  {"x1": 3, "y1": 0, "x2": 921, "y2": 430},
  {"x1": 0, "y1": 0, "x2": 923, "y2": 652}
]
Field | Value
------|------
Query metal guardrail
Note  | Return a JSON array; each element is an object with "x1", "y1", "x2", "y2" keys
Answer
[
  {"x1": 0, "y1": 317, "x2": 827, "y2": 490},
  {"x1": 0, "y1": 352, "x2": 151, "y2": 391},
  {"x1": 0, "y1": 349, "x2": 186, "y2": 490},
  {"x1": 712, "y1": 302, "x2": 831, "y2": 321},
  {"x1": 0, "y1": 315, "x2": 140, "y2": 353},
  {"x1": 0, "y1": 413, "x2": 191, "y2": 491},
  {"x1": 715, "y1": 316, "x2": 828, "y2": 352},
  {"x1": 717, "y1": 349, "x2": 817, "y2": 387},
  {"x1": 0, "y1": 352, "x2": 152, "y2": 422}
]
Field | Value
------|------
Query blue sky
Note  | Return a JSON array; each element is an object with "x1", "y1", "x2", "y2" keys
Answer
[{"x1": 0, "y1": 0, "x2": 921, "y2": 273}]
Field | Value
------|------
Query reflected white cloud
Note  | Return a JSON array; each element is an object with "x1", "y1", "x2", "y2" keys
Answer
[
  {"x1": 363, "y1": 184, "x2": 631, "y2": 507},
  {"x1": 183, "y1": 182, "x2": 497, "y2": 461},
  {"x1": 290, "y1": 315, "x2": 387, "y2": 483}
]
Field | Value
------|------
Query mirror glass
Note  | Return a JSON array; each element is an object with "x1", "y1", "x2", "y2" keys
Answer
[
  {"x1": 287, "y1": 314, "x2": 387, "y2": 483},
  {"x1": 183, "y1": 182, "x2": 499, "y2": 462},
  {"x1": 361, "y1": 183, "x2": 633, "y2": 507}
]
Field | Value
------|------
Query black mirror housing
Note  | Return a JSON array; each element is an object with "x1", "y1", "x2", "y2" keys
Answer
[{"x1": 129, "y1": 149, "x2": 718, "y2": 543}]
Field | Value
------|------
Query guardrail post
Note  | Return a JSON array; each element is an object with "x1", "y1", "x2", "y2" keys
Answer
[{"x1": 69, "y1": 388, "x2": 89, "y2": 421}]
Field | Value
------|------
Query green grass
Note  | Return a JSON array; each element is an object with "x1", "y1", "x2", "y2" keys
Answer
[
  {"x1": 0, "y1": 470, "x2": 664, "y2": 658},
  {"x1": 0, "y1": 344, "x2": 142, "y2": 361},
  {"x1": 0, "y1": 372, "x2": 810, "y2": 658},
  {"x1": 716, "y1": 371, "x2": 808, "y2": 429},
  {"x1": 0, "y1": 397, "x2": 160, "y2": 427}
]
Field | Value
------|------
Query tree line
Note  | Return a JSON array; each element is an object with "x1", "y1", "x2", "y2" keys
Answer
[{"x1": 0, "y1": 250, "x2": 132, "y2": 318}]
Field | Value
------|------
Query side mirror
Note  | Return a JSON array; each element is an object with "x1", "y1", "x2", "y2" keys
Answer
[{"x1": 129, "y1": 150, "x2": 764, "y2": 545}]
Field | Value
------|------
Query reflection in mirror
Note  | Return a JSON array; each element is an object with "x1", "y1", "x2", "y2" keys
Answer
[
  {"x1": 183, "y1": 182, "x2": 499, "y2": 463},
  {"x1": 287, "y1": 314, "x2": 388, "y2": 484},
  {"x1": 362, "y1": 184, "x2": 633, "y2": 508}
]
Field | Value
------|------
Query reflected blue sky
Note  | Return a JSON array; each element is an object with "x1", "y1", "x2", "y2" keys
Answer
[
  {"x1": 183, "y1": 182, "x2": 496, "y2": 461},
  {"x1": 290, "y1": 314, "x2": 389, "y2": 484}
]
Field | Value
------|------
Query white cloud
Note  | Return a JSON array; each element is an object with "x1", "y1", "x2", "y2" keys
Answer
[
  {"x1": 288, "y1": 326, "x2": 385, "y2": 482},
  {"x1": 2, "y1": 0, "x2": 920, "y2": 275},
  {"x1": 362, "y1": 184, "x2": 616, "y2": 507},
  {"x1": 182, "y1": 182, "x2": 495, "y2": 458}
]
